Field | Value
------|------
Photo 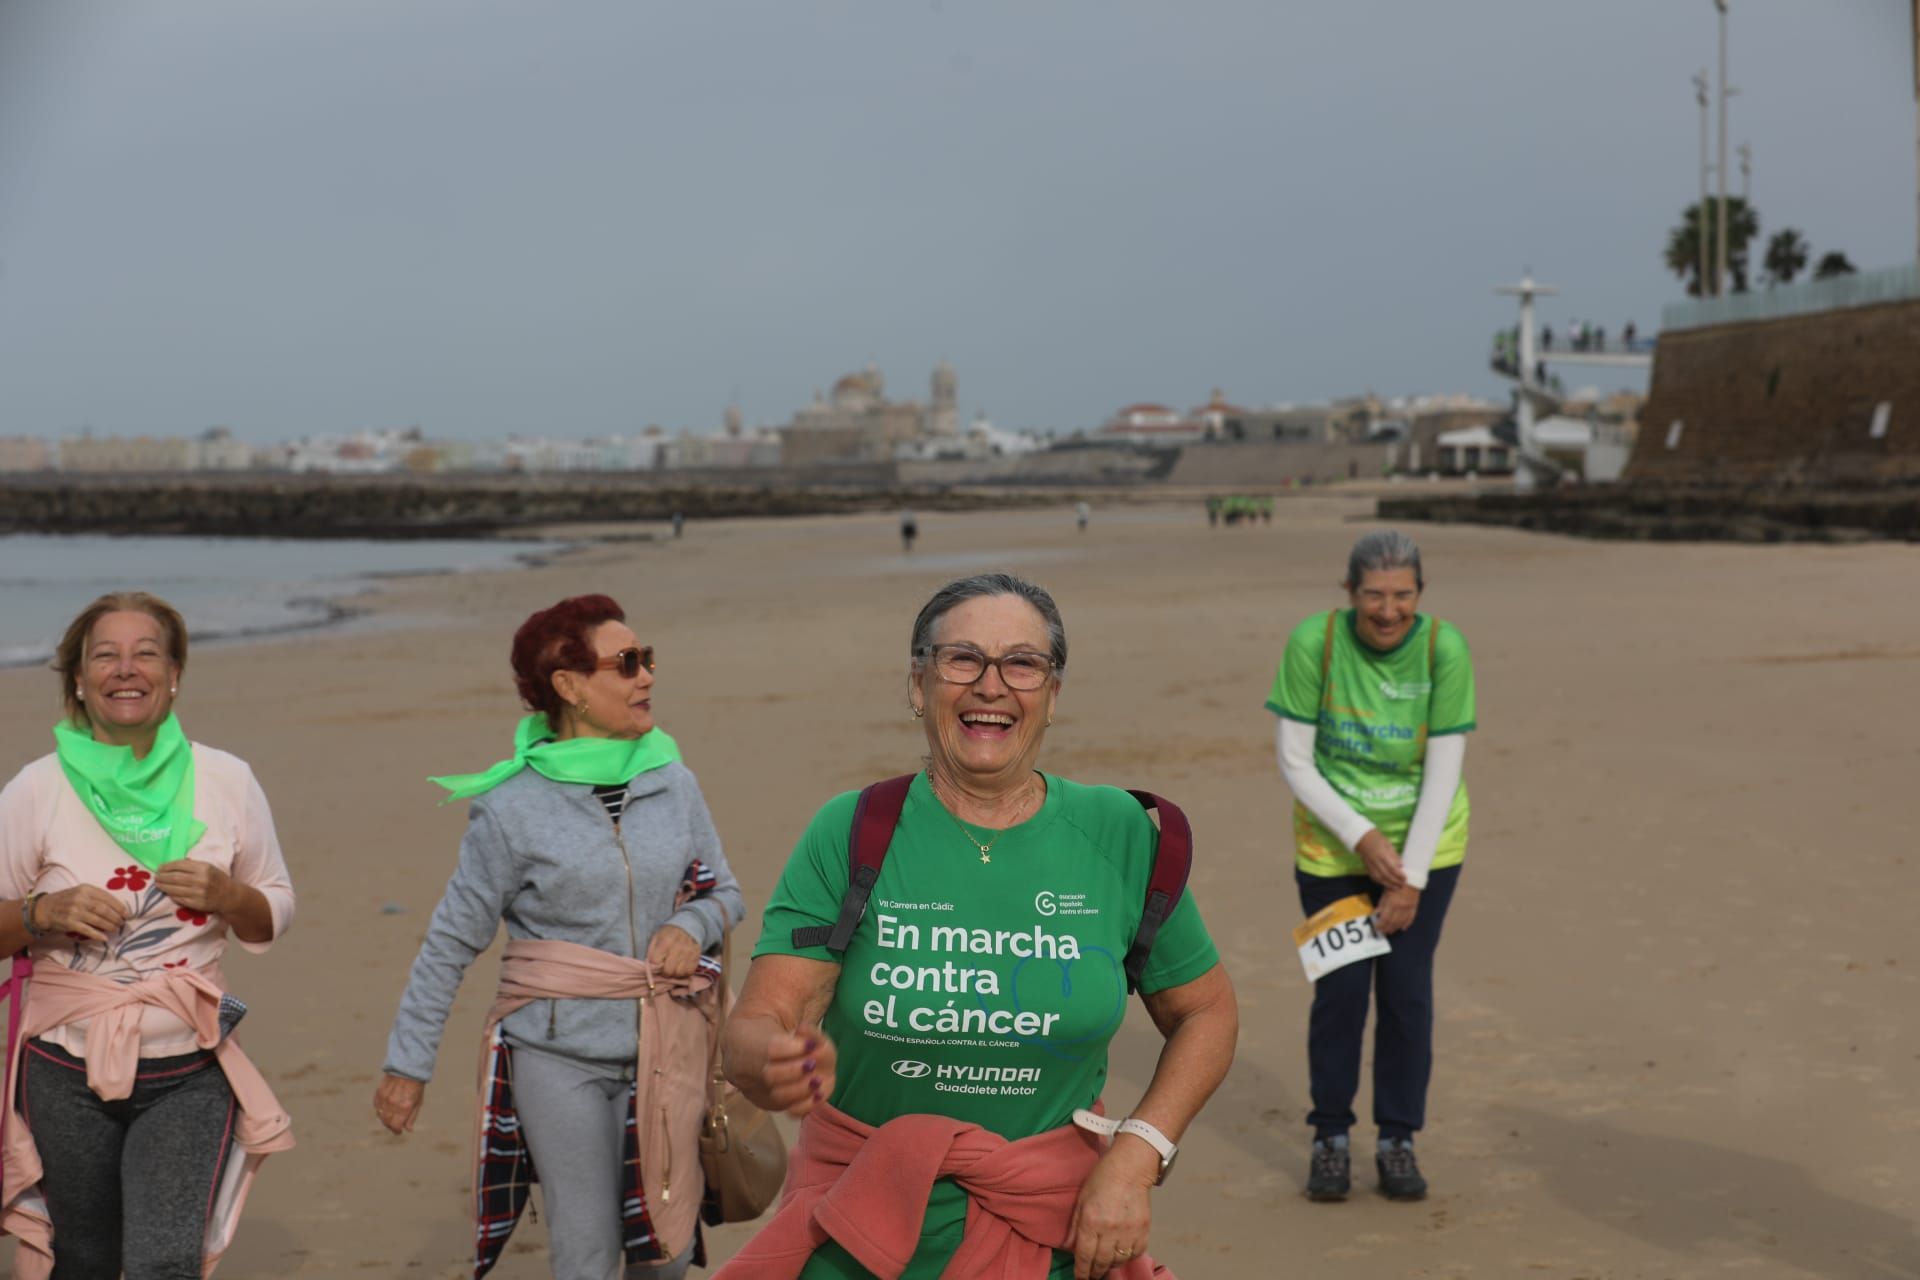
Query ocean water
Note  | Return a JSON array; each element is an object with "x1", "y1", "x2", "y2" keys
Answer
[{"x1": 0, "y1": 534, "x2": 549, "y2": 667}]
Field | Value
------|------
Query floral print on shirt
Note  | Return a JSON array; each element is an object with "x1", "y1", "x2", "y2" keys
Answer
[{"x1": 62, "y1": 869, "x2": 202, "y2": 980}]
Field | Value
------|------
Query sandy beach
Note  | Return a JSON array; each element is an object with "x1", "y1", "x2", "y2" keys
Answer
[{"x1": 0, "y1": 497, "x2": 1913, "y2": 1279}]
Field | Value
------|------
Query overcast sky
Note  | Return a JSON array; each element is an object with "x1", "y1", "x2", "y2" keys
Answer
[{"x1": 0, "y1": 1, "x2": 1912, "y2": 441}]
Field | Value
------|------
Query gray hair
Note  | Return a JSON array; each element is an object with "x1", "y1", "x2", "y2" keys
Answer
[
  {"x1": 1346, "y1": 529, "x2": 1424, "y2": 590},
  {"x1": 909, "y1": 573, "x2": 1067, "y2": 673}
]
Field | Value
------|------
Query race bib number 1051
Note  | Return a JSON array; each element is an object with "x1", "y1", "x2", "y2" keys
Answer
[{"x1": 1293, "y1": 894, "x2": 1391, "y2": 982}]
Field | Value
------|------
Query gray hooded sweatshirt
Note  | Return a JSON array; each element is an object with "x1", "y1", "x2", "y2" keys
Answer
[{"x1": 382, "y1": 759, "x2": 744, "y2": 1082}]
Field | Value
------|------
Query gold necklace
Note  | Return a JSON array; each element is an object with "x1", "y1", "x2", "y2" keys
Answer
[
  {"x1": 950, "y1": 814, "x2": 997, "y2": 864},
  {"x1": 930, "y1": 773, "x2": 1035, "y2": 865}
]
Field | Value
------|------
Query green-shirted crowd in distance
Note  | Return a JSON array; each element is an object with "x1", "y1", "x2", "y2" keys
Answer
[{"x1": 1205, "y1": 495, "x2": 1273, "y2": 526}]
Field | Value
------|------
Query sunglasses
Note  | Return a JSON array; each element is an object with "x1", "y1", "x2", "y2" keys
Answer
[{"x1": 593, "y1": 646, "x2": 656, "y2": 679}]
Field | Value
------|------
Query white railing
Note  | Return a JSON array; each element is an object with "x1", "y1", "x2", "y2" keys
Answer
[{"x1": 1662, "y1": 262, "x2": 1920, "y2": 331}]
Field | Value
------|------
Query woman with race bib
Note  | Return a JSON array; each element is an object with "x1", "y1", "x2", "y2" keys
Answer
[
  {"x1": 720, "y1": 573, "x2": 1236, "y2": 1280},
  {"x1": 0, "y1": 591, "x2": 296, "y2": 1277},
  {"x1": 1268, "y1": 530, "x2": 1475, "y2": 1203}
]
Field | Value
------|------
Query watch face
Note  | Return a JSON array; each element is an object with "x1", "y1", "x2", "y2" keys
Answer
[{"x1": 1158, "y1": 1147, "x2": 1178, "y2": 1185}]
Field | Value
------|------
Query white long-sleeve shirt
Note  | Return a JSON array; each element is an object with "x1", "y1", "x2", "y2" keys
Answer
[{"x1": 1276, "y1": 719, "x2": 1466, "y2": 890}]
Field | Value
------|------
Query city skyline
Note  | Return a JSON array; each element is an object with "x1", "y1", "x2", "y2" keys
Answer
[{"x1": 0, "y1": 1, "x2": 1913, "y2": 442}]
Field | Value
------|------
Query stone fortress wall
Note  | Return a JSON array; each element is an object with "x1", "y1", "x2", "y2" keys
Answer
[{"x1": 1627, "y1": 292, "x2": 1920, "y2": 487}]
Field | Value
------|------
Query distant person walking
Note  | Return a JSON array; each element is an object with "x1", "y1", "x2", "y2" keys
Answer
[
  {"x1": 671, "y1": 511, "x2": 685, "y2": 539},
  {"x1": 900, "y1": 508, "x2": 918, "y2": 554},
  {"x1": 1265, "y1": 531, "x2": 1476, "y2": 1205},
  {"x1": 1075, "y1": 501, "x2": 1090, "y2": 533},
  {"x1": 1541, "y1": 325, "x2": 1553, "y2": 352}
]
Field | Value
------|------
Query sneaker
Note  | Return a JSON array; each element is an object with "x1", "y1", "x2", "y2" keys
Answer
[
  {"x1": 1376, "y1": 1137, "x2": 1428, "y2": 1200},
  {"x1": 1306, "y1": 1135, "x2": 1350, "y2": 1201}
]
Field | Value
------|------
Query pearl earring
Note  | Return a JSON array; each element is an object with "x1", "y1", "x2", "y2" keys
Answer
[{"x1": 911, "y1": 706, "x2": 924, "y2": 720}]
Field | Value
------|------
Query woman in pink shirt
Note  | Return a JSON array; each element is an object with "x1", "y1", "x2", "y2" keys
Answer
[{"x1": 0, "y1": 591, "x2": 295, "y2": 1279}]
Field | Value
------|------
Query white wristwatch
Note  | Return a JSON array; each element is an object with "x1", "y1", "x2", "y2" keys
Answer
[{"x1": 1071, "y1": 1108, "x2": 1178, "y2": 1184}]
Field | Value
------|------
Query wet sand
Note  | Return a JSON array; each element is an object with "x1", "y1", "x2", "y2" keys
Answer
[{"x1": 0, "y1": 498, "x2": 1913, "y2": 1278}]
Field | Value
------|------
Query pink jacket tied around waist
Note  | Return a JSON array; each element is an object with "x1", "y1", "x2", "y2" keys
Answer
[
  {"x1": 714, "y1": 1101, "x2": 1173, "y2": 1280},
  {"x1": 471, "y1": 938, "x2": 719, "y2": 1275},
  {"x1": 1, "y1": 962, "x2": 293, "y2": 1279}
]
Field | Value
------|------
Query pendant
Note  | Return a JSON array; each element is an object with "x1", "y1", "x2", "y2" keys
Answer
[{"x1": 980, "y1": 851, "x2": 991, "y2": 865}]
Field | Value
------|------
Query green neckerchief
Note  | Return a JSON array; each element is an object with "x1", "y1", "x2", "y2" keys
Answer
[
  {"x1": 429, "y1": 713, "x2": 681, "y2": 802},
  {"x1": 53, "y1": 713, "x2": 207, "y2": 871}
]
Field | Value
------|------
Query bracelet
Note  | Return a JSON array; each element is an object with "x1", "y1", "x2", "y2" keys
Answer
[{"x1": 20, "y1": 893, "x2": 45, "y2": 940}]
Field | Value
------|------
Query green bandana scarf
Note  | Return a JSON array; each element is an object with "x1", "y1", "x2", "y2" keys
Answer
[
  {"x1": 430, "y1": 713, "x2": 681, "y2": 801},
  {"x1": 53, "y1": 713, "x2": 207, "y2": 871}
]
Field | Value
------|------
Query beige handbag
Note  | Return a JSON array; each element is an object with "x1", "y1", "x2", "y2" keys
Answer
[{"x1": 699, "y1": 931, "x2": 788, "y2": 1225}]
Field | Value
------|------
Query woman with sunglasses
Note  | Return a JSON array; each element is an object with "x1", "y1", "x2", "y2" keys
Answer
[
  {"x1": 719, "y1": 573, "x2": 1237, "y2": 1280},
  {"x1": 375, "y1": 594, "x2": 743, "y2": 1280}
]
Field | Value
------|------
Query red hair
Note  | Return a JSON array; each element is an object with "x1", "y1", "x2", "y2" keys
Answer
[{"x1": 510, "y1": 594, "x2": 626, "y2": 723}]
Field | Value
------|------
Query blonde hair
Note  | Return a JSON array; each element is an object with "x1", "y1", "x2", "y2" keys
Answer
[{"x1": 53, "y1": 592, "x2": 189, "y2": 724}]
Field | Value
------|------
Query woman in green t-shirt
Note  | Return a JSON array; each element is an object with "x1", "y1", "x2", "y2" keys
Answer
[
  {"x1": 1266, "y1": 530, "x2": 1476, "y2": 1205},
  {"x1": 722, "y1": 573, "x2": 1237, "y2": 1280}
]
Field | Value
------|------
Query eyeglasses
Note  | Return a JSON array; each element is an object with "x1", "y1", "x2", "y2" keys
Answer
[
  {"x1": 593, "y1": 646, "x2": 656, "y2": 679},
  {"x1": 917, "y1": 644, "x2": 1056, "y2": 691}
]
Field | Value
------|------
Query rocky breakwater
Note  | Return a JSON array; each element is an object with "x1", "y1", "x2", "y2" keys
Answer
[
  {"x1": 0, "y1": 474, "x2": 1041, "y2": 538},
  {"x1": 1377, "y1": 483, "x2": 1920, "y2": 543}
]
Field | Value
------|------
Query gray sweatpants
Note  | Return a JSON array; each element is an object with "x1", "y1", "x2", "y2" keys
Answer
[
  {"x1": 22, "y1": 1038, "x2": 236, "y2": 1280},
  {"x1": 512, "y1": 1046, "x2": 695, "y2": 1280}
]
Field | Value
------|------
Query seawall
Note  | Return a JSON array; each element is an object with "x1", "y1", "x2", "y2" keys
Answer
[
  {"x1": 0, "y1": 471, "x2": 1044, "y2": 538},
  {"x1": 1626, "y1": 296, "x2": 1920, "y2": 486}
]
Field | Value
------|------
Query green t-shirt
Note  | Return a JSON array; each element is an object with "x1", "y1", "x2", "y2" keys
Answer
[
  {"x1": 1264, "y1": 610, "x2": 1476, "y2": 878},
  {"x1": 753, "y1": 772, "x2": 1219, "y2": 1280}
]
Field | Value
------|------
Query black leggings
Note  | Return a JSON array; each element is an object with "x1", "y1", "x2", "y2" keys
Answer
[{"x1": 22, "y1": 1038, "x2": 236, "y2": 1280}]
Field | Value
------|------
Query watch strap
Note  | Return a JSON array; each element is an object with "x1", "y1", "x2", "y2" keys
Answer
[
  {"x1": 1115, "y1": 1117, "x2": 1176, "y2": 1163},
  {"x1": 1071, "y1": 1108, "x2": 1176, "y2": 1171}
]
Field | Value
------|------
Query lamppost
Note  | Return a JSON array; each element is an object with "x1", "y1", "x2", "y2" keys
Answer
[
  {"x1": 1694, "y1": 69, "x2": 1711, "y2": 297},
  {"x1": 1715, "y1": 0, "x2": 1731, "y2": 297}
]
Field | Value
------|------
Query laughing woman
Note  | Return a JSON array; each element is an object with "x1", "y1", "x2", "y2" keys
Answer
[
  {"x1": 1268, "y1": 530, "x2": 1476, "y2": 1203},
  {"x1": 376, "y1": 594, "x2": 743, "y2": 1280},
  {"x1": 720, "y1": 573, "x2": 1236, "y2": 1280},
  {"x1": 0, "y1": 591, "x2": 296, "y2": 1279}
]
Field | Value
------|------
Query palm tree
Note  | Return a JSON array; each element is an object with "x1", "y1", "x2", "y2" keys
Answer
[
  {"x1": 1763, "y1": 228, "x2": 1809, "y2": 286},
  {"x1": 1665, "y1": 197, "x2": 1762, "y2": 296},
  {"x1": 1813, "y1": 251, "x2": 1857, "y2": 280}
]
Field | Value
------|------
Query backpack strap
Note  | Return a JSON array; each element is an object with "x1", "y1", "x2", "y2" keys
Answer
[
  {"x1": 1415, "y1": 615, "x2": 1438, "y2": 758},
  {"x1": 790, "y1": 773, "x2": 916, "y2": 952},
  {"x1": 1319, "y1": 609, "x2": 1338, "y2": 714},
  {"x1": 1122, "y1": 791, "x2": 1194, "y2": 995}
]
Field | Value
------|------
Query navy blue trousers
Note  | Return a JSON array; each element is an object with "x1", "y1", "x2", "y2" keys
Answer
[{"x1": 1296, "y1": 864, "x2": 1461, "y2": 1142}]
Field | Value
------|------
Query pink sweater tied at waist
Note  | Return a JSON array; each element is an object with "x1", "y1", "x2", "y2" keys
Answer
[
  {"x1": 471, "y1": 938, "x2": 718, "y2": 1272},
  {"x1": 2, "y1": 963, "x2": 293, "y2": 1279},
  {"x1": 486, "y1": 935, "x2": 714, "y2": 1033},
  {"x1": 714, "y1": 1100, "x2": 1173, "y2": 1280}
]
